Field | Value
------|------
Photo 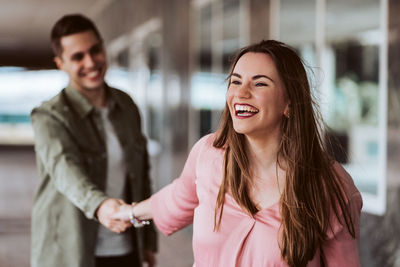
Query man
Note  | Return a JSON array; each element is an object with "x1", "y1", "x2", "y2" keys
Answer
[{"x1": 30, "y1": 14, "x2": 157, "y2": 267}]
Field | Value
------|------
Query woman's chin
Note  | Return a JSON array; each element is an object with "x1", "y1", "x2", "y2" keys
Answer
[{"x1": 233, "y1": 125, "x2": 249, "y2": 135}]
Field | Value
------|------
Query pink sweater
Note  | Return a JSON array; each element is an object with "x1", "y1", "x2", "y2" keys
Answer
[{"x1": 150, "y1": 134, "x2": 362, "y2": 267}]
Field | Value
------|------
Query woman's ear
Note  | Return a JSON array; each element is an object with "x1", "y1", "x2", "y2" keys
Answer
[{"x1": 283, "y1": 102, "x2": 290, "y2": 118}]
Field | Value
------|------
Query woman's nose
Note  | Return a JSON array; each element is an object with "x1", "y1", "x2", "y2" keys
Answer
[{"x1": 235, "y1": 82, "x2": 251, "y2": 98}]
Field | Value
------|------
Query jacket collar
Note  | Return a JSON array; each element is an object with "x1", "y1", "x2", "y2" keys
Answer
[{"x1": 64, "y1": 83, "x2": 120, "y2": 118}]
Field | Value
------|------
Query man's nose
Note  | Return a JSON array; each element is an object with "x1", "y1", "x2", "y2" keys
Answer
[{"x1": 83, "y1": 54, "x2": 96, "y2": 68}]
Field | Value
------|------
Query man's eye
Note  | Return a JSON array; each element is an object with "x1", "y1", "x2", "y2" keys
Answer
[
  {"x1": 72, "y1": 54, "x2": 84, "y2": 61},
  {"x1": 91, "y1": 46, "x2": 101, "y2": 54}
]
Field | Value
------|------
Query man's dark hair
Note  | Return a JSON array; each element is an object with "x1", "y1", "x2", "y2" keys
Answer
[{"x1": 51, "y1": 14, "x2": 102, "y2": 57}]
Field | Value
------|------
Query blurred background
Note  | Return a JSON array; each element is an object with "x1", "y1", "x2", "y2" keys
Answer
[{"x1": 1, "y1": 0, "x2": 399, "y2": 266}]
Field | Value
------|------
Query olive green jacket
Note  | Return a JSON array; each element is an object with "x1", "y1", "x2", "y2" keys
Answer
[{"x1": 30, "y1": 84, "x2": 157, "y2": 267}]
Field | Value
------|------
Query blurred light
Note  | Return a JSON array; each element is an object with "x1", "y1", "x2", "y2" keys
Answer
[
  {"x1": 190, "y1": 72, "x2": 226, "y2": 110},
  {"x1": 0, "y1": 66, "x2": 133, "y2": 144}
]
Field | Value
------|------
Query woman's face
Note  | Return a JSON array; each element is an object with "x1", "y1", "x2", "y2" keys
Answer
[{"x1": 227, "y1": 52, "x2": 288, "y2": 139}]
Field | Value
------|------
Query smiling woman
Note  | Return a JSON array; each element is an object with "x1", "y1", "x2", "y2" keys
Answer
[
  {"x1": 212, "y1": 40, "x2": 362, "y2": 266},
  {"x1": 226, "y1": 52, "x2": 289, "y2": 139},
  {"x1": 112, "y1": 40, "x2": 362, "y2": 267}
]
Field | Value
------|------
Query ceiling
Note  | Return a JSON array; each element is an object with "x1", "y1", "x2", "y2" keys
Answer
[
  {"x1": 0, "y1": 0, "x2": 114, "y2": 68},
  {"x1": 0, "y1": 0, "x2": 381, "y2": 68}
]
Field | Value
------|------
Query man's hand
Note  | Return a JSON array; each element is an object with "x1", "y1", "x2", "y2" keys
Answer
[
  {"x1": 111, "y1": 203, "x2": 133, "y2": 222},
  {"x1": 143, "y1": 249, "x2": 156, "y2": 267},
  {"x1": 96, "y1": 198, "x2": 131, "y2": 233}
]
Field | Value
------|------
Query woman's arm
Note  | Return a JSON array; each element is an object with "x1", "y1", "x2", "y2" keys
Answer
[
  {"x1": 133, "y1": 198, "x2": 153, "y2": 220},
  {"x1": 112, "y1": 134, "x2": 212, "y2": 232},
  {"x1": 323, "y1": 192, "x2": 363, "y2": 266}
]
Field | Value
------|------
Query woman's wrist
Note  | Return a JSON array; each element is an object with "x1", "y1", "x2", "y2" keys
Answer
[{"x1": 129, "y1": 202, "x2": 150, "y2": 228}]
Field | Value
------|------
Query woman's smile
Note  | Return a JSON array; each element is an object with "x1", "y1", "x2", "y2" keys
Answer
[{"x1": 234, "y1": 103, "x2": 259, "y2": 118}]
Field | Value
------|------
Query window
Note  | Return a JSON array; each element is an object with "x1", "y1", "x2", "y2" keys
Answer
[
  {"x1": 276, "y1": 0, "x2": 387, "y2": 214},
  {"x1": 191, "y1": 0, "x2": 244, "y2": 143}
]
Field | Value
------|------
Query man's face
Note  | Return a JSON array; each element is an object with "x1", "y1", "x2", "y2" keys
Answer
[{"x1": 55, "y1": 30, "x2": 107, "y2": 93}]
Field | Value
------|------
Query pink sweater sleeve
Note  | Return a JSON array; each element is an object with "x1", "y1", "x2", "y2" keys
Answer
[
  {"x1": 324, "y1": 191, "x2": 363, "y2": 267},
  {"x1": 150, "y1": 135, "x2": 208, "y2": 236}
]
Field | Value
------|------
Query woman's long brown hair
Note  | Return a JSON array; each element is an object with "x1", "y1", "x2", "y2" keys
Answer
[{"x1": 213, "y1": 40, "x2": 355, "y2": 266}]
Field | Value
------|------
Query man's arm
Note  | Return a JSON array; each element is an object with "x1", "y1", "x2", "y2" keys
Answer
[{"x1": 31, "y1": 109, "x2": 129, "y2": 232}]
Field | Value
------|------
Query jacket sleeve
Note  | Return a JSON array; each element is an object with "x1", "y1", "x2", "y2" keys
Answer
[
  {"x1": 141, "y1": 145, "x2": 158, "y2": 252},
  {"x1": 31, "y1": 108, "x2": 108, "y2": 219},
  {"x1": 149, "y1": 136, "x2": 207, "y2": 236},
  {"x1": 323, "y1": 191, "x2": 363, "y2": 266}
]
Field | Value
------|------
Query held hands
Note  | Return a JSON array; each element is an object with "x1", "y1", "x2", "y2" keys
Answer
[
  {"x1": 110, "y1": 202, "x2": 132, "y2": 222},
  {"x1": 96, "y1": 198, "x2": 132, "y2": 233},
  {"x1": 97, "y1": 200, "x2": 156, "y2": 266},
  {"x1": 111, "y1": 202, "x2": 151, "y2": 228},
  {"x1": 97, "y1": 198, "x2": 152, "y2": 233}
]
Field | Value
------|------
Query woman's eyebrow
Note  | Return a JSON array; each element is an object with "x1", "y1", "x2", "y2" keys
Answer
[
  {"x1": 231, "y1": 73, "x2": 241, "y2": 78},
  {"x1": 231, "y1": 73, "x2": 274, "y2": 83},
  {"x1": 253, "y1": 74, "x2": 274, "y2": 82}
]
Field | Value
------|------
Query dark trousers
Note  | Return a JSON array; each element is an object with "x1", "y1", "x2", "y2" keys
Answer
[{"x1": 95, "y1": 251, "x2": 141, "y2": 267}]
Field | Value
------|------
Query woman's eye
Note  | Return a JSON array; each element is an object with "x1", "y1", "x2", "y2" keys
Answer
[
  {"x1": 231, "y1": 80, "x2": 241, "y2": 85},
  {"x1": 255, "y1": 82, "x2": 268, "y2": 87}
]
